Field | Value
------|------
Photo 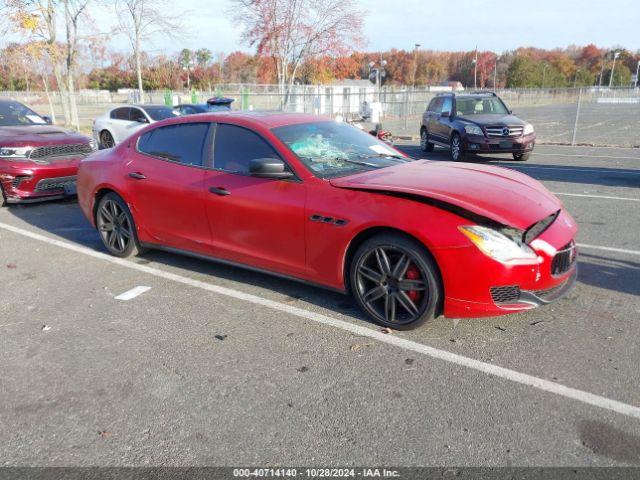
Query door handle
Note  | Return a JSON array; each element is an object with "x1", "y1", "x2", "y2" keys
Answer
[
  {"x1": 128, "y1": 172, "x2": 146, "y2": 180},
  {"x1": 209, "y1": 187, "x2": 231, "y2": 196}
]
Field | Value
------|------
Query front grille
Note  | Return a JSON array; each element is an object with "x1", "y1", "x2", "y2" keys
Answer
[
  {"x1": 29, "y1": 143, "x2": 94, "y2": 160},
  {"x1": 485, "y1": 125, "x2": 524, "y2": 138},
  {"x1": 490, "y1": 285, "x2": 521, "y2": 304},
  {"x1": 34, "y1": 175, "x2": 77, "y2": 192},
  {"x1": 551, "y1": 241, "x2": 577, "y2": 275}
]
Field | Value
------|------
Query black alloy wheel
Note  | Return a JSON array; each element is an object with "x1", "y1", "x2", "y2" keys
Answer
[
  {"x1": 420, "y1": 129, "x2": 434, "y2": 152},
  {"x1": 96, "y1": 193, "x2": 144, "y2": 257},
  {"x1": 100, "y1": 130, "x2": 115, "y2": 149},
  {"x1": 450, "y1": 133, "x2": 465, "y2": 161},
  {"x1": 350, "y1": 233, "x2": 441, "y2": 330}
]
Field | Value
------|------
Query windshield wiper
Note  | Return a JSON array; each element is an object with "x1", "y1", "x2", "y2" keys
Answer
[
  {"x1": 338, "y1": 157, "x2": 382, "y2": 168},
  {"x1": 359, "y1": 153, "x2": 406, "y2": 161}
]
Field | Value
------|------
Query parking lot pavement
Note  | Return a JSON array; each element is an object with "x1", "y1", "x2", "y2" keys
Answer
[{"x1": 1, "y1": 146, "x2": 639, "y2": 466}]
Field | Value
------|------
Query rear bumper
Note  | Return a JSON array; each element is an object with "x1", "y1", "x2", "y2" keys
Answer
[{"x1": 463, "y1": 133, "x2": 536, "y2": 154}]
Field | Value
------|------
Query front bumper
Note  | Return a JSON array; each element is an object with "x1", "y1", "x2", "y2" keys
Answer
[
  {"x1": 437, "y1": 209, "x2": 578, "y2": 318},
  {"x1": 0, "y1": 159, "x2": 80, "y2": 203},
  {"x1": 463, "y1": 133, "x2": 536, "y2": 154}
]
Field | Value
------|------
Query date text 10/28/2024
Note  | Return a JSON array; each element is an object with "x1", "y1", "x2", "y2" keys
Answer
[{"x1": 233, "y1": 468, "x2": 401, "y2": 478}]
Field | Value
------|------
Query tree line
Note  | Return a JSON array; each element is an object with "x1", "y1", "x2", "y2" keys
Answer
[{"x1": 1, "y1": 0, "x2": 638, "y2": 127}]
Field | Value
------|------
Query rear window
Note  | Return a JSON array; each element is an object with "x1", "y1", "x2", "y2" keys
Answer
[
  {"x1": 138, "y1": 123, "x2": 209, "y2": 166},
  {"x1": 142, "y1": 106, "x2": 179, "y2": 121}
]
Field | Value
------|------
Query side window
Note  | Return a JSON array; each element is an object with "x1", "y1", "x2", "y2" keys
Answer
[
  {"x1": 441, "y1": 97, "x2": 452, "y2": 114},
  {"x1": 138, "y1": 123, "x2": 209, "y2": 167},
  {"x1": 430, "y1": 98, "x2": 443, "y2": 113},
  {"x1": 214, "y1": 124, "x2": 281, "y2": 174},
  {"x1": 110, "y1": 107, "x2": 130, "y2": 120},
  {"x1": 427, "y1": 98, "x2": 437, "y2": 112},
  {"x1": 129, "y1": 108, "x2": 147, "y2": 123}
]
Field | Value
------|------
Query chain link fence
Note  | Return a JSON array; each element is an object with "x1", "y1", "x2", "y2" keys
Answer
[{"x1": 3, "y1": 86, "x2": 639, "y2": 147}]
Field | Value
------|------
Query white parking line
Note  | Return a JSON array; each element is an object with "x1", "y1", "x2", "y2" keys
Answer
[
  {"x1": 553, "y1": 192, "x2": 640, "y2": 202},
  {"x1": 511, "y1": 165, "x2": 640, "y2": 175},
  {"x1": 577, "y1": 243, "x2": 640, "y2": 256},
  {"x1": 115, "y1": 286, "x2": 151, "y2": 301},
  {"x1": 1, "y1": 221, "x2": 640, "y2": 420},
  {"x1": 534, "y1": 152, "x2": 640, "y2": 160}
]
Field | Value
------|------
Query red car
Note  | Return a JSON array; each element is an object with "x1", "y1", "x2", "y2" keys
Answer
[
  {"x1": 77, "y1": 112, "x2": 578, "y2": 329},
  {"x1": 0, "y1": 99, "x2": 96, "y2": 206}
]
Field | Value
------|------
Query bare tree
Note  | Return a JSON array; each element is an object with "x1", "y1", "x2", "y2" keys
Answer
[
  {"x1": 231, "y1": 0, "x2": 365, "y2": 106},
  {"x1": 115, "y1": 0, "x2": 181, "y2": 103},
  {"x1": 63, "y1": 0, "x2": 90, "y2": 128}
]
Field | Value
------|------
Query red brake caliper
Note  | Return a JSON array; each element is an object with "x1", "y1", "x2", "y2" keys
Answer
[{"x1": 405, "y1": 265, "x2": 422, "y2": 303}]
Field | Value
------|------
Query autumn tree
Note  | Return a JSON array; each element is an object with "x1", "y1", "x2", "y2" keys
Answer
[
  {"x1": 231, "y1": 0, "x2": 365, "y2": 105},
  {"x1": 116, "y1": 0, "x2": 181, "y2": 103}
]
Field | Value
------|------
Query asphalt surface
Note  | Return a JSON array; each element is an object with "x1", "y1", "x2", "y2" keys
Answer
[{"x1": 1, "y1": 145, "x2": 639, "y2": 467}]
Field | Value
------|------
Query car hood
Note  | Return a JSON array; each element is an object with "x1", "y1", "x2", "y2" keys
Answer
[
  {"x1": 329, "y1": 160, "x2": 561, "y2": 230},
  {"x1": 0, "y1": 125, "x2": 90, "y2": 146},
  {"x1": 456, "y1": 114, "x2": 526, "y2": 126}
]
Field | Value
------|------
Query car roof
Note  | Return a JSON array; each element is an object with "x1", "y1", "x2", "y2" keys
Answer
[
  {"x1": 163, "y1": 111, "x2": 334, "y2": 129},
  {"x1": 112, "y1": 104, "x2": 173, "y2": 110}
]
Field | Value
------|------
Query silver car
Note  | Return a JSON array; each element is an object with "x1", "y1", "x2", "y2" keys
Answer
[{"x1": 92, "y1": 104, "x2": 178, "y2": 149}]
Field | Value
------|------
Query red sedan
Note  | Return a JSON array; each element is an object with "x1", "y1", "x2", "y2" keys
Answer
[
  {"x1": 0, "y1": 99, "x2": 96, "y2": 205},
  {"x1": 77, "y1": 112, "x2": 578, "y2": 329}
]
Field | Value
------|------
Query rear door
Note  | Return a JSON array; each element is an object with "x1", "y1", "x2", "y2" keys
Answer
[
  {"x1": 108, "y1": 107, "x2": 132, "y2": 144},
  {"x1": 202, "y1": 123, "x2": 307, "y2": 276},
  {"x1": 435, "y1": 96, "x2": 454, "y2": 141},
  {"x1": 427, "y1": 98, "x2": 444, "y2": 141},
  {"x1": 125, "y1": 122, "x2": 213, "y2": 254}
]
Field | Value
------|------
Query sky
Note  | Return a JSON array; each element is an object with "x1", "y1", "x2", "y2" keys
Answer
[{"x1": 12, "y1": 0, "x2": 640, "y2": 55}]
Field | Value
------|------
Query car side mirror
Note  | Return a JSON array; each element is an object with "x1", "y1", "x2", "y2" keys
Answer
[
  {"x1": 509, "y1": 109, "x2": 513, "y2": 114},
  {"x1": 441, "y1": 111, "x2": 450, "y2": 118},
  {"x1": 136, "y1": 117, "x2": 149, "y2": 123},
  {"x1": 249, "y1": 158, "x2": 294, "y2": 179},
  {"x1": 41, "y1": 115, "x2": 52, "y2": 125}
]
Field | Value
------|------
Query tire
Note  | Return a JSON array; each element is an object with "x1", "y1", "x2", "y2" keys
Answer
[
  {"x1": 512, "y1": 152, "x2": 531, "y2": 161},
  {"x1": 99, "y1": 130, "x2": 115, "y2": 149},
  {"x1": 95, "y1": 192, "x2": 146, "y2": 258},
  {"x1": 1, "y1": 184, "x2": 6, "y2": 207},
  {"x1": 349, "y1": 233, "x2": 442, "y2": 330},
  {"x1": 450, "y1": 132, "x2": 465, "y2": 161},
  {"x1": 420, "y1": 128, "x2": 434, "y2": 152}
]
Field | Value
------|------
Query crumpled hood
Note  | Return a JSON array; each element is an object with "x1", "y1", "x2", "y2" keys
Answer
[
  {"x1": 0, "y1": 125, "x2": 90, "y2": 146},
  {"x1": 329, "y1": 160, "x2": 561, "y2": 230}
]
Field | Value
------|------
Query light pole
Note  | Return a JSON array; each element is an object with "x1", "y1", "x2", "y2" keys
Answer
[
  {"x1": 609, "y1": 51, "x2": 620, "y2": 88},
  {"x1": 635, "y1": 60, "x2": 640, "y2": 87},
  {"x1": 412, "y1": 43, "x2": 421, "y2": 89},
  {"x1": 573, "y1": 68, "x2": 580, "y2": 88},
  {"x1": 368, "y1": 59, "x2": 387, "y2": 101},
  {"x1": 493, "y1": 55, "x2": 498, "y2": 89},
  {"x1": 542, "y1": 63, "x2": 548, "y2": 88},
  {"x1": 472, "y1": 46, "x2": 478, "y2": 89}
]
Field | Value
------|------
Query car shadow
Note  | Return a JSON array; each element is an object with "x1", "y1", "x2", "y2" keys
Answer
[
  {"x1": 6, "y1": 199, "x2": 366, "y2": 323},
  {"x1": 577, "y1": 253, "x2": 640, "y2": 297},
  {"x1": 397, "y1": 145, "x2": 640, "y2": 189}
]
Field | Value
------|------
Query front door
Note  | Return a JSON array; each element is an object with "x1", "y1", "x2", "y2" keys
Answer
[{"x1": 203, "y1": 123, "x2": 306, "y2": 276}]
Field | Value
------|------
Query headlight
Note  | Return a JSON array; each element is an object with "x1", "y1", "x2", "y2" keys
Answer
[
  {"x1": 88, "y1": 139, "x2": 98, "y2": 151},
  {"x1": 523, "y1": 124, "x2": 534, "y2": 135},
  {"x1": 458, "y1": 225, "x2": 537, "y2": 263},
  {"x1": 464, "y1": 124, "x2": 483, "y2": 136},
  {"x1": 0, "y1": 146, "x2": 32, "y2": 158}
]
